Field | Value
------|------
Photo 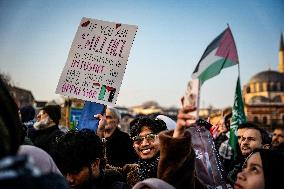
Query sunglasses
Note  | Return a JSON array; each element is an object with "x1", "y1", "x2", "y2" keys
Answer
[{"x1": 132, "y1": 133, "x2": 158, "y2": 144}]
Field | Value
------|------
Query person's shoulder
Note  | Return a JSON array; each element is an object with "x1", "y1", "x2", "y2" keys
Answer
[
  {"x1": 0, "y1": 173, "x2": 69, "y2": 189},
  {"x1": 38, "y1": 173, "x2": 69, "y2": 188},
  {"x1": 102, "y1": 169, "x2": 129, "y2": 189},
  {"x1": 116, "y1": 128, "x2": 131, "y2": 138}
]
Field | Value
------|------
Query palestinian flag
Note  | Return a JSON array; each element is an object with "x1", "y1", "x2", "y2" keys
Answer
[{"x1": 192, "y1": 27, "x2": 239, "y2": 85}]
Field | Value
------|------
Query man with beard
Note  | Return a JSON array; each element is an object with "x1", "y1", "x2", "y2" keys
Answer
[
  {"x1": 96, "y1": 107, "x2": 137, "y2": 168},
  {"x1": 53, "y1": 129, "x2": 129, "y2": 189},
  {"x1": 227, "y1": 124, "x2": 271, "y2": 185},
  {"x1": 240, "y1": 127, "x2": 271, "y2": 156},
  {"x1": 30, "y1": 105, "x2": 64, "y2": 157},
  {"x1": 271, "y1": 126, "x2": 284, "y2": 154}
]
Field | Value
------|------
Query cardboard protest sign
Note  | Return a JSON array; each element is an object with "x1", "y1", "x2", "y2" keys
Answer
[{"x1": 56, "y1": 17, "x2": 138, "y2": 106}]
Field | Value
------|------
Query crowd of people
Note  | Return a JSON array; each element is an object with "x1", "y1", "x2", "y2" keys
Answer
[{"x1": 1, "y1": 75, "x2": 284, "y2": 189}]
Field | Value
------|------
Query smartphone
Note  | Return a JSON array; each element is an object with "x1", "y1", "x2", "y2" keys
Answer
[
  {"x1": 77, "y1": 101, "x2": 106, "y2": 132},
  {"x1": 183, "y1": 79, "x2": 199, "y2": 122}
]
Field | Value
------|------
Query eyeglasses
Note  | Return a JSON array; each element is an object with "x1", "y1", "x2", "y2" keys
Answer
[{"x1": 132, "y1": 133, "x2": 158, "y2": 144}]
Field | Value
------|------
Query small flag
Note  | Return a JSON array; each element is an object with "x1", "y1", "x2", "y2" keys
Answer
[
  {"x1": 192, "y1": 27, "x2": 238, "y2": 85},
  {"x1": 229, "y1": 76, "x2": 247, "y2": 159}
]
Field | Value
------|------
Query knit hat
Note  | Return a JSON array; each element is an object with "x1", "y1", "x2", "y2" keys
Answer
[
  {"x1": 250, "y1": 149, "x2": 284, "y2": 189},
  {"x1": 130, "y1": 117, "x2": 167, "y2": 138},
  {"x1": 42, "y1": 105, "x2": 61, "y2": 125}
]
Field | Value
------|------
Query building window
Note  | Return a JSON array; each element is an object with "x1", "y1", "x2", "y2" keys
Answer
[
  {"x1": 255, "y1": 83, "x2": 260, "y2": 92},
  {"x1": 263, "y1": 83, "x2": 268, "y2": 91},
  {"x1": 246, "y1": 86, "x2": 251, "y2": 93},
  {"x1": 263, "y1": 116, "x2": 267, "y2": 124},
  {"x1": 259, "y1": 82, "x2": 263, "y2": 92},
  {"x1": 253, "y1": 116, "x2": 259, "y2": 123},
  {"x1": 270, "y1": 82, "x2": 277, "y2": 91}
]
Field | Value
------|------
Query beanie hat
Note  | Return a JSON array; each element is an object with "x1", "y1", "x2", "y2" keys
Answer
[
  {"x1": 42, "y1": 105, "x2": 61, "y2": 125},
  {"x1": 251, "y1": 149, "x2": 284, "y2": 189},
  {"x1": 130, "y1": 117, "x2": 167, "y2": 138},
  {"x1": 20, "y1": 105, "x2": 35, "y2": 123}
]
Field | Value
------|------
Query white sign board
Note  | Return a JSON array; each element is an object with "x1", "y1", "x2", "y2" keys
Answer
[{"x1": 56, "y1": 17, "x2": 138, "y2": 106}]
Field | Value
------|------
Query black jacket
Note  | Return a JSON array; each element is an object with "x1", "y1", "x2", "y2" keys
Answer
[
  {"x1": 105, "y1": 128, "x2": 137, "y2": 167},
  {"x1": 31, "y1": 125, "x2": 64, "y2": 157}
]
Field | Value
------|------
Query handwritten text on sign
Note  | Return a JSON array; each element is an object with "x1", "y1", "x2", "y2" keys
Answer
[{"x1": 56, "y1": 18, "x2": 137, "y2": 106}]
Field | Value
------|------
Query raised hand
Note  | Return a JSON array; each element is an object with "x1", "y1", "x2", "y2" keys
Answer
[
  {"x1": 94, "y1": 113, "x2": 106, "y2": 138},
  {"x1": 173, "y1": 105, "x2": 196, "y2": 138}
]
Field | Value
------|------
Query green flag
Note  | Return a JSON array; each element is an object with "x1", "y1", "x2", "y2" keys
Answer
[{"x1": 229, "y1": 76, "x2": 247, "y2": 159}]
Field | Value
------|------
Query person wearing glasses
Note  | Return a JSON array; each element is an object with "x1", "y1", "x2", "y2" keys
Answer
[{"x1": 118, "y1": 116, "x2": 167, "y2": 187}]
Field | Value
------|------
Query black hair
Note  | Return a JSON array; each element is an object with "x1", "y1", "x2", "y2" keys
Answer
[
  {"x1": 245, "y1": 149, "x2": 284, "y2": 189},
  {"x1": 273, "y1": 125, "x2": 284, "y2": 131},
  {"x1": 244, "y1": 125, "x2": 271, "y2": 145},
  {"x1": 20, "y1": 105, "x2": 35, "y2": 123},
  {"x1": 0, "y1": 77, "x2": 22, "y2": 158},
  {"x1": 129, "y1": 116, "x2": 167, "y2": 138},
  {"x1": 257, "y1": 127, "x2": 271, "y2": 145},
  {"x1": 238, "y1": 122, "x2": 258, "y2": 130},
  {"x1": 53, "y1": 129, "x2": 104, "y2": 175}
]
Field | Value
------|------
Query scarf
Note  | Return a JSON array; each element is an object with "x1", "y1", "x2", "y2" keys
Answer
[
  {"x1": 0, "y1": 155, "x2": 41, "y2": 180},
  {"x1": 137, "y1": 155, "x2": 160, "y2": 181}
]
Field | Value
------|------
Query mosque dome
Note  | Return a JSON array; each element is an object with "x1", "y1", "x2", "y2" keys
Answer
[
  {"x1": 244, "y1": 70, "x2": 284, "y2": 97},
  {"x1": 249, "y1": 70, "x2": 284, "y2": 83}
]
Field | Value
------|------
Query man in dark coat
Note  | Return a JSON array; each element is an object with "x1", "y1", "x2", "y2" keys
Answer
[
  {"x1": 96, "y1": 107, "x2": 137, "y2": 167},
  {"x1": 30, "y1": 104, "x2": 64, "y2": 157},
  {"x1": 271, "y1": 126, "x2": 284, "y2": 154}
]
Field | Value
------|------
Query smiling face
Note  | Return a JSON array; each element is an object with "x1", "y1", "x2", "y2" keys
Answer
[
  {"x1": 234, "y1": 152, "x2": 265, "y2": 189},
  {"x1": 133, "y1": 126, "x2": 160, "y2": 160}
]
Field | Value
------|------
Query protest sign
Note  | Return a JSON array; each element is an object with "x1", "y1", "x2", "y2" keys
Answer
[{"x1": 56, "y1": 17, "x2": 138, "y2": 106}]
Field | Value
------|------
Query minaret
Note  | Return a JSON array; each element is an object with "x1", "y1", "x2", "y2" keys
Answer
[{"x1": 278, "y1": 33, "x2": 284, "y2": 73}]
